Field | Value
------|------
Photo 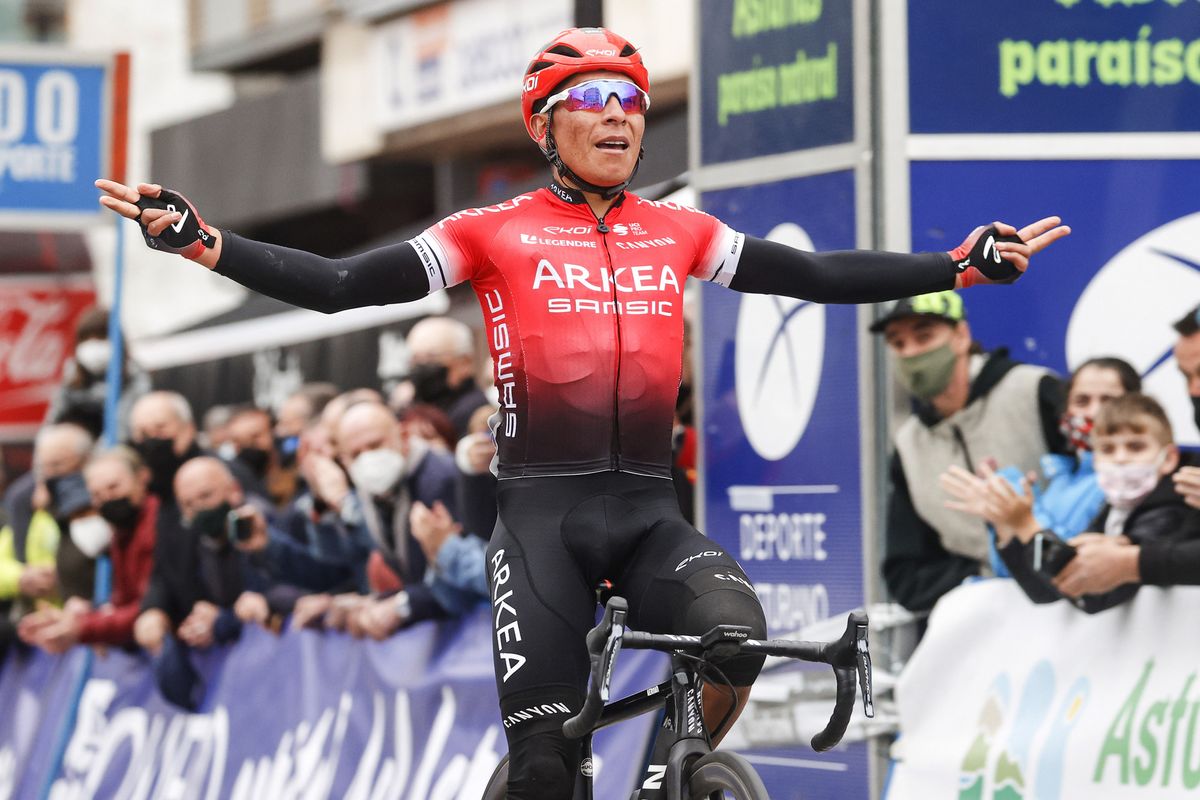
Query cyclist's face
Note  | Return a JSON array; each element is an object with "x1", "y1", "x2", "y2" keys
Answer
[{"x1": 534, "y1": 70, "x2": 646, "y2": 190}]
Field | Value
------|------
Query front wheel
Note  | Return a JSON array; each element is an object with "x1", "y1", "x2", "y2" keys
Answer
[
  {"x1": 481, "y1": 754, "x2": 509, "y2": 800},
  {"x1": 685, "y1": 751, "x2": 769, "y2": 800}
]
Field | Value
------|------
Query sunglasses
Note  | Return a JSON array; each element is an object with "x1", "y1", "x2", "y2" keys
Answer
[{"x1": 541, "y1": 79, "x2": 651, "y2": 115}]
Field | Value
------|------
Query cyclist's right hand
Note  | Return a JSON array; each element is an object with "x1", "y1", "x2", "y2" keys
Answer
[{"x1": 95, "y1": 179, "x2": 222, "y2": 268}]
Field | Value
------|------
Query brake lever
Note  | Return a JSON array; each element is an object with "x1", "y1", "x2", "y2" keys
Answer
[{"x1": 854, "y1": 620, "x2": 874, "y2": 718}]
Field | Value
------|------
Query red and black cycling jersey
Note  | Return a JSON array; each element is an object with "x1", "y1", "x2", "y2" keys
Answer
[
  {"x1": 406, "y1": 182, "x2": 743, "y2": 479},
  {"x1": 214, "y1": 180, "x2": 956, "y2": 480}
]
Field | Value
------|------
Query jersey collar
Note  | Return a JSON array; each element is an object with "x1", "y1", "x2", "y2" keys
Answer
[{"x1": 547, "y1": 179, "x2": 627, "y2": 209}]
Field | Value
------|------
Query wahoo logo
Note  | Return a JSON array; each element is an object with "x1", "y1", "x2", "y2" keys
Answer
[{"x1": 502, "y1": 702, "x2": 571, "y2": 729}]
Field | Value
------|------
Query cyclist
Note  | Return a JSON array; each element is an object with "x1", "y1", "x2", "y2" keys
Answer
[{"x1": 96, "y1": 26, "x2": 1069, "y2": 798}]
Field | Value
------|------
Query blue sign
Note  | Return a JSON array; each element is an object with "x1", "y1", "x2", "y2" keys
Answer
[
  {"x1": 0, "y1": 611, "x2": 666, "y2": 798},
  {"x1": 908, "y1": 0, "x2": 1200, "y2": 133},
  {"x1": 0, "y1": 55, "x2": 114, "y2": 226},
  {"x1": 700, "y1": 171, "x2": 869, "y2": 799},
  {"x1": 698, "y1": 0, "x2": 854, "y2": 164},
  {"x1": 910, "y1": 159, "x2": 1200, "y2": 446}
]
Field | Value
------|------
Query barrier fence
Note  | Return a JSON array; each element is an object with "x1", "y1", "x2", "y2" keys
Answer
[
  {"x1": 0, "y1": 609, "x2": 664, "y2": 800},
  {"x1": 887, "y1": 581, "x2": 1200, "y2": 800}
]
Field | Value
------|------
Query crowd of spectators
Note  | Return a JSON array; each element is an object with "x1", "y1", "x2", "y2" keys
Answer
[
  {"x1": 877, "y1": 294, "x2": 1200, "y2": 618},
  {"x1": 0, "y1": 313, "x2": 506, "y2": 709},
  {"x1": 3, "y1": 294, "x2": 1197, "y2": 707}
]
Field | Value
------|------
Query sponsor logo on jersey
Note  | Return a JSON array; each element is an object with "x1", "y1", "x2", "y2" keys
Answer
[
  {"x1": 609, "y1": 222, "x2": 647, "y2": 236},
  {"x1": 614, "y1": 236, "x2": 677, "y2": 251},
  {"x1": 532, "y1": 260, "x2": 681, "y2": 294},
  {"x1": 520, "y1": 233, "x2": 596, "y2": 248},
  {"x1": 438, "y1": 195, "x2": 535, "y2": 228},
  {"x1": 544, "y1": 225, "x2": 593, "y2": 236},
  {"x1": 484, "y1": 290, "x2": 518, "y2": 438}
]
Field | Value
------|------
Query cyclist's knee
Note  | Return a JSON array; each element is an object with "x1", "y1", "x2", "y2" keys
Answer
[
  {"x1": 507, "y1": 730, "x2": 579, "y2": 799},
  {"x1": 685, "y1": 578, "x2": 768, "y2": 686}
]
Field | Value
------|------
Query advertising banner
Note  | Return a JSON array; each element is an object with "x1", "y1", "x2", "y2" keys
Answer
[
  {"x1": 910, "y1": 159, "x2": 1200, "y2": 447},
  {"x1": 700, "y1": 171, "x2": 869, "y2": 799},
  {"x1": 0, "y1": 50, "x2": 125, "y2": 228},
  {"x1": 908, "y1": 0, "x2": 1200, "y2": 133},
  {"x1": 0, "y1": 277, "x2": 97, "y2": 441},
  {"x1": 888, "y1": 581, "x2": 1200, "y2": 799},
  {"x1": 697, "y1": 0, "x2": 854, "y2": 164},
  {"x1": 371, "y1": 0, "x2": 571, "y2": 132},
  {"x1": 0, "y1": 611, "x2": 665, "y2": 799}
]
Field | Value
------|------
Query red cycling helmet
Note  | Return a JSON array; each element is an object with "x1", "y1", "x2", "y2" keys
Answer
[{"x1": 521, "y1": 27, "x2": 650, "y2": 141}]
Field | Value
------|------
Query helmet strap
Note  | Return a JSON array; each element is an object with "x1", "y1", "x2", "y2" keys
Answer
[{"x1": 542, "y1": 122, "x2": 642, "y2": 202}]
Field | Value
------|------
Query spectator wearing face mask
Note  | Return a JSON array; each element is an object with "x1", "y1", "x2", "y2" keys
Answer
[
  {"x1": 398, "y1": 316, "x2": 490, "y2": 441},
  {"x1": 974, "y1": 393, "x2": 1200, "y2": 612},
  {"x1": 290, "y1": 401, "x2": 485, "y2": 637},
  {"x1": 44, "y1": 307, "x2": 150, "y2": 442},
  {"x1": 0, "y1": 424, "x2": 94, "y2": 656},
  {"x1": 274, "y1": 384, "x2": 338, "y2": 473},
  {"x1": 941, "y1": 357, "x2": 1141, "y2": 577},
  {"x1": 873, "y1": 291, "x2": 1066, "y2": 612},
  {"x1": 18, "y1": 447, "x2": 157, "y2": 653},
  {"x1": 226, "y1": 405, "x2": 299, "y2": 511}
]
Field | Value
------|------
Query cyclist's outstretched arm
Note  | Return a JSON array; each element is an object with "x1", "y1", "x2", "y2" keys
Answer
[
  {"x1": 96, "y1": 179, "x2": 435, "y2": 313},
  {"x1": 728, "y1": 216, "x2": 1070, "y2": 303}
]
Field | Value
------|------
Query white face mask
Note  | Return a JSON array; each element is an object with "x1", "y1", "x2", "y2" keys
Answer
[
  {"x1": 349, "y1": 448, "x2": 406, "y2": 497},
  {"x1": 69, "y1": 514, "x2": 113, "y2": 558},
  {"x1": 75, "y1": 339, "x2": 112, "y2": 376},
  {"x1": 1095, "y1": 448, "x2": 1168, "y2": 510}
]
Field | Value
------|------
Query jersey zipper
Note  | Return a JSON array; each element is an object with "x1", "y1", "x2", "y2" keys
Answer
[{"x1": 594, "y1": 210, "x2": 622, "y2": 471}]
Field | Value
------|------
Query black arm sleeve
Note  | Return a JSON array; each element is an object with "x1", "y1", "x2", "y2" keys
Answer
[
  {"x1": 213, "y1": 231, "x2": 434, "y2": 314},
  {"x1": 728, "y1": 236, "x2": 958, "y2": 304},
  {"x1": 882, "y1": 453, "x2": 981, "y2": 612}
]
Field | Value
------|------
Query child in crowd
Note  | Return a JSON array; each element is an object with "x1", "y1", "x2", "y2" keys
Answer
[
  {"x1": 964, "y1": 393, "x2": 1197, "y2": 612},
  {"x1": 940, "y1": 357, "x2": 1139, "y2": 576}
]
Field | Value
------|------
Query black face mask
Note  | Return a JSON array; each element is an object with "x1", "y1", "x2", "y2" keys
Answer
[
  {"x1": 135, "y1": 437, "x2": 184, "y2": 490},
  {"x1": 189, "y1": 501, "x2": 232, "y2": 546},
  {"x1": 99, "y1": 496, "x2": 141, "y2": 529},
  {"x1": 409, "y1": 362, "x2": 454, "y2": 405},
  {"x1": 236, "y1": 446, "x2": 271, "y2": 478}
]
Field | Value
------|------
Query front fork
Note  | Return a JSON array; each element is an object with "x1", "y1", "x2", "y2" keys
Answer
[{"x1": 636, "y1": 656, "x2": 713, "y2": 800}]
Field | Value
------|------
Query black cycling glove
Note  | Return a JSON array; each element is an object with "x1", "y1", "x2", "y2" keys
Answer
[
  {"x1": 949, "y1": 225, "x2": 1024, "y2": 286},
  {"x1": 134, "y1": 188, "x2": 215, "y2": 259}
]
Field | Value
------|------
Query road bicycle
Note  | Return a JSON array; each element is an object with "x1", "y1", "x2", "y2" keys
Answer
[{"x1": 482, "y1": 595, "x2": 874, "y2": 799}]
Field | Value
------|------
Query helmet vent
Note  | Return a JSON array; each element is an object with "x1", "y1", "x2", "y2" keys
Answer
[
  {"x1": 528, "y1": 60, "x2": 554, "y2": 74},
  {"x1": 619, "y1": 44, "x2": 637, "y2": 57},
  {"x1": 546, "y1": 44, "x2": 583, "y2": 58}
]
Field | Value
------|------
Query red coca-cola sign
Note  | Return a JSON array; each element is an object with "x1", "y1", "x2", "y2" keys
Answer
[{"x1": 0, "y1": 278, "x2": 97, "y2": 439}]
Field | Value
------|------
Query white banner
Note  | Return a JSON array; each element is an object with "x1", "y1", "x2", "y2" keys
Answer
[
  {"x1": 371, "y1": 0, "x2": 571, "y2": 132},
  {"x1": 887, "y1": 580, "x2": 1200, "y2": 799}
]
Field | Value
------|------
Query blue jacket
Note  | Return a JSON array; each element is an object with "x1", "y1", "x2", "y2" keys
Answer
[{"x1": 989, "y1": 451, "x2": 1106, "y2": 577}]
